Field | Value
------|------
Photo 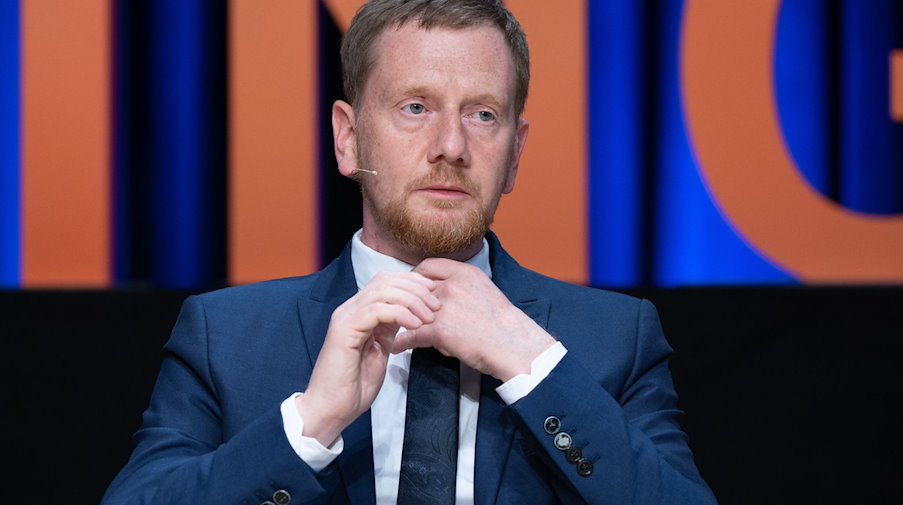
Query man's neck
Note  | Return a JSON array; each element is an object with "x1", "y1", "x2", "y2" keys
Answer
[
  {"x1": 350, "y1": 229, "x2": 492, "y2": 290},
  {"x1": 358, "y1": 227, "x2": 484, "y2": 265}
]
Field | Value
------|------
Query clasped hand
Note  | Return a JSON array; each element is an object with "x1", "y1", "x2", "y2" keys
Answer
[{"x1": 296, "y1": 258, "x2": 555, "y2": 447}]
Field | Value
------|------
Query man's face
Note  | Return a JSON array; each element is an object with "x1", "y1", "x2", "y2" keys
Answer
[{"x1": 335, "y1": 22, "x2": 529, "y2": 262}]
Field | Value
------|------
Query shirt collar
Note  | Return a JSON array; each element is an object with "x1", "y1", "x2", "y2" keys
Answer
[{"x1": 350, "y1": 228, "x2": 492, "y2": 289}]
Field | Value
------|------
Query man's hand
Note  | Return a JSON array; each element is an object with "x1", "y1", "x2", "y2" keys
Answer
[
  {"x1": 393, "y1": 258, "x2": 556, "y2": 382},
  {"x1": 296, "y1": 272, "x2": 441, "y2": 447}
]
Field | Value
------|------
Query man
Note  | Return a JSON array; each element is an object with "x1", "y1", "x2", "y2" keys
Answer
[{"x1": 101, "y1": 1, "x2": 717, "y2": 503}]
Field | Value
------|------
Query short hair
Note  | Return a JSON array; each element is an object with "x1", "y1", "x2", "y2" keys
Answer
[{"x1": 340, "y1": 0, "x2": 530, "y2": 118}]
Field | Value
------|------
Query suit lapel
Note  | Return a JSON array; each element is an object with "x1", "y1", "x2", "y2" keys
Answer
[
  {"x1": 474, "y1": 374, "x2": 511, "y2": 505},
  {"x1": 297, "y1": 243, "x2": 377, "y2": 504},
  {"x1": 474, "y1": 234, "x2": 552, "y2": 505},
  {"x1": 339, "y1": 411, "x2": 376, "y2": 504},
  {"x1": 298, "y1": 242, "x2": 357, "y2": 366}
]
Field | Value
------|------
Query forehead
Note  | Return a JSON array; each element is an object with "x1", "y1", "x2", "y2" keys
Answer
[{"x1": 363, "y1": 22, "x2": 517, "y2": 108}]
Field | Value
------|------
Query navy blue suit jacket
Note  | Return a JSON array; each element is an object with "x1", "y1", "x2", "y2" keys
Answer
[{"x1": 101, "y1": 234, "x2": 717, "y2": 504}]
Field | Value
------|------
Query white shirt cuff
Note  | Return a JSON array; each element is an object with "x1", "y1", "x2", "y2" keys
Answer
[
  {"x1": 280, "y1": 393, "x2": 344, "y2": 472},
  {"x1": 495, "y1": 342, "x2": 567, "y2": 405}
]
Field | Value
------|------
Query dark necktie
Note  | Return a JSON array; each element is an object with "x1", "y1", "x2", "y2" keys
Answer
[{"x1": 397, "y1": 347, "x2": 460, "y2": 505}]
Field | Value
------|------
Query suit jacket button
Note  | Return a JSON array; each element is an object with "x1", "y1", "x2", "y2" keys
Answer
[
  {"x1": 261, "y1": 501, "x2": 276, "y2": 505},
  {"x1": 554, "y1": 432, "x2": 572, "y2": 450},
  {"x1": 543, "y1": 416, "x2": 561, "y2": 435},
  {"x1": 566, "y1": 446, "x2": 583, "y2": 463},
  {"x1": 576, "y1": 458, "x2": 594, "y2": 477},
  {"x1": 273, "y1": 490, "x2": 291, "y2": 505}
]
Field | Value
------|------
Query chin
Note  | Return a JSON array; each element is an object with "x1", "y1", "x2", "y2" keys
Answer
[{"x1": 395, "y1": 212, "x2": 490, "y2": 258}]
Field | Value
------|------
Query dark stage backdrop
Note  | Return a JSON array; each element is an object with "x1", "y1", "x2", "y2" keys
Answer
[{"x1": 2, "y1": 286, "x2": 901, "y2": 504}]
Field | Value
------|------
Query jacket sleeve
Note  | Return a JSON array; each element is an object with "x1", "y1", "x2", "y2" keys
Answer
[
  {"x1": 508, "y1": 298, "x2": 718, "y2": 504},
  {"x1": 99, "y1": 295, "x2": 342, "y2": 505}
]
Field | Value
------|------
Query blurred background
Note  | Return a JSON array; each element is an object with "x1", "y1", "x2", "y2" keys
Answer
[{"x1": 1, "y1": 0, "x2": 901, "y2": 503}]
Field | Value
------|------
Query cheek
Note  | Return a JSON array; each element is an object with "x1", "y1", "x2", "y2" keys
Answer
[
  {"x1": 479, "y1": 148, "x2": 516, "y2": 192},
  {"x1": 362, "y1": 168, "x2": 404, "y2": 207}
]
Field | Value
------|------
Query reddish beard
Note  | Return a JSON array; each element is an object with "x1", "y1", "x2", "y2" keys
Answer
[{"x1": 361, "y1": 166, "x2": 502, "y2": 257}]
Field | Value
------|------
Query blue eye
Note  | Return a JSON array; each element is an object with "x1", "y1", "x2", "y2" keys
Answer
[
  {"x1": 477, "y1": 110, "x2": 495, "y2": 122},
  {"x1": 405, "y1": 103, "x2": 425, "y2": 114}
]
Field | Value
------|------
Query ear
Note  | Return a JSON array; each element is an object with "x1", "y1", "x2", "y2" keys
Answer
[
  {"x1": 332, "y1": 100, "x2": 359, "y2": 178},
  {"x1": 502, "y1": 118, "x2": 529, "y2": 194}
]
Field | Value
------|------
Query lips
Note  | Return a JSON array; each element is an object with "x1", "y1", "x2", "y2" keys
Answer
[
  {"x1": 406, "y1": 169, "x2": 478, "y2": 202},
  {"x1": 414, "y1": 181, "x2": 473, "y2": 201},
  {"x1": 420, "y1": 184, "x2": 469, "y2": 195}
]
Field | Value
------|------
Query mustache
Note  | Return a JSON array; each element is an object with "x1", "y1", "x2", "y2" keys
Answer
[{"x1": 405, "y1": 165, "x2": 479, "y2": 194}]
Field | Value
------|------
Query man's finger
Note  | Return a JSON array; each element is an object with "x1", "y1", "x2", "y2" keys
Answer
[
  {"x1": 413, "y1": 257, "x2": 466, "y2": 280},
  {"x1": 363, "y1": 289, "x2": 439, "y2": 323},
  {"x1": 391, "y1": 327, "x2": 433, "y2": 354},
  {"x1": 364, "y1": 303, "x2": 433, "y2": 333},
  {"x1": 362, "y1": 273, "x2": 442, "y2": 312}
]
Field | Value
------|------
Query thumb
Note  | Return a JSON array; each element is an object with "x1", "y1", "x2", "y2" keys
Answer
[
  {"x1": 413, "y1": 257, "x2": 457, "y2": 280},
  {"x1": 392, "y1": 327, "x2": 431, "y2": 354}
]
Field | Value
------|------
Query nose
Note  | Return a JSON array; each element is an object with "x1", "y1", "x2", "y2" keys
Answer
[{"x1": 427, "y1": 114, "x2": 470, "y2": 166}]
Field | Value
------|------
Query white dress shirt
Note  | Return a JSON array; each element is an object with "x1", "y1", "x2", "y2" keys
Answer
[{"x1": 281, "y1": 230, "x2": 566, "y2": 504}]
